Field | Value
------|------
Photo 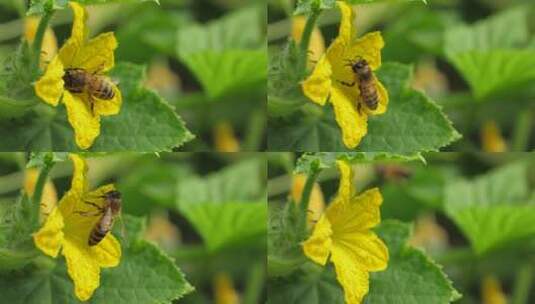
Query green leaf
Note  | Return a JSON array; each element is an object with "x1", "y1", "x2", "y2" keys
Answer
[
  {"x1": 444, "y1": 162, "x2": 535, "y2": 254},
  {"x1": 294, "y1": 0, "x2": 426, "y2": 15},
  {"x1": 176, "y1": 158, "x2": 265, "y2": 206},
  {"x1": 28, "y1": 0, "x2": 158, "y2": 15},
  {"x1": 179, "y1": 201, "x2": 267, "y2": 252},
  {"x1": 444, "y1": 6, "x2": 535, "y2": 101},
  {"x1": 172, "y1": 6, "x2": 266, "y2": 100},
  {"x1": 0, "y1": 216, "x2": 193, "y2": 303},
  {"x1": 268, "y1": 62, "x2": 460, "y2": 152},
  {"x1": 0, "y1": 62, "x2": 194, "y2": 151},
  {"x1": 179, "y1": 50, "x2": 267, "y2": 100},
  {"x1": 294, "y1": 152, "x2": 424, "y2": 175},
  {"x1": 266, "y1": 221, "x2": 460, "y2": 304},
  {"x1": 365, "y1": 221, "x2": 461, "y2": 303}
]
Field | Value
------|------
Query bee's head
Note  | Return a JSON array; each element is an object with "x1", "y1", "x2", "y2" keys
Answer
[{"x1": 104, "y1": 190, "x2": 122, "y2": 213}]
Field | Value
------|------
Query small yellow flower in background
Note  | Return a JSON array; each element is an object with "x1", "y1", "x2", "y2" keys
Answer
[
  {"x1": 408, "y1": 213, "x2": 448, "y2": 254},
  {"x1": 482, "y1": 275, "x2": 507, "y2": 304},
  {"x1": 481, "y1": 120, "x2": 507, "y2": 152},
  {"x1": 302, "y1": 1, "x2": 389, "y2": 149},
  {"x1": 34, "y1": 2, "x2": 122, "y2": 150},
  {"x1": 291, "y1": 15, "x2": 325, "y2": 68},
  {"x1": 33, "y1": 154, "x2": 121, "y2": 301},
  {"x1": 214, "y1": 121, "x2": 240, "y2": 152},
  {"x1": 214, "y1": 272, "x2": 240, "y2": 304},
  {"x1": 24, "y1": 16, "x2": 58, "y2": 69},
  {"x1": 291, "y1": 173, "x2": 325, "y2": 228},
  {"x1": 302, "y1": 160, "x2": 388, "y2": 304},
  {"x1": 24, "y1": 168, "x2": 58, "y2": 222},
  {"x1": 144, "y1": 212, "x2": 181, "y2": 252}
]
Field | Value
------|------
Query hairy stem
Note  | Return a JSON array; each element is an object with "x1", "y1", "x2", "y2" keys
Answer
[
  {"x1": 299, "y1": 10, "x2": 320, "y2": 63},
  {"x1": 32, "y1": 10, "x2": 54, "y2": 68}
]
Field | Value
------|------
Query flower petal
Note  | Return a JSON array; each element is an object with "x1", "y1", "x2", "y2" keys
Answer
[
  {"x1": 302, "y1": 215, "x2": 333, "y2": 265},
  {"x1": 32, "y1": 207, "x2": 64, "y2": 257},
  {"x1": 63, "y1": 91, "x2": 101, "y2": 150},
  {"x1": 328, "y1": 187, "x2": 383, "y2": 233},
  {"x1": 329, "y1": 85, "x2": 368, "y2": 148},
  {"x1": 335, "y1": 160, "x2": 353, "y2": 202},
  {"x1": 62, "y1": 238, "x2": 101, "y2": 301},
  {"x1": 346, "y1": 31, "x2": 384, "y2": 70},
  {"x1": 93, "y1": 84, "x2": 122, "y2": 116},
  {"x1": 34, "y1": 56, "x2": 64, "y2": 106},
  {"x1": 72, "y1": 32, "x2": 117, "y2": 74},
  {"x1": 86, "y1": 184, "x2": 116, "y2": 204},
  {"x1": 69, "y1": 2, "x2": 87, "y2": 44},
  {"x1": 92, "y1": 234, "x2": 121, "y2": 268},
  {"x1": 336, "y1": 1, "x2": 354, "y2": 43},
  {"x1": 330, "y1": 246, "x2": 371, "y2": 304},
  {"x1": 302, "y1": 55, "x2": 332, "y2": 106},
  {"x1": 333, "y1": 231, "x2": 388, "y2": 271},
  {"x1": 69, "y1": 153, "x2": 89, "y2": 195},
  {"x1": 363, "y1": 78, "x2": 388, "y2": 115}
]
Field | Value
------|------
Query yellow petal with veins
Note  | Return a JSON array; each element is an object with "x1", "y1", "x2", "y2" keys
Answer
[
  {"x1": 330, "y1": 85, "x2": 368, "y2": 148},
  {"x1": 302, "y1": 55, "x2": 332, "y2": 106},
  {"x1": 92, "y1": 234, "x2": 121, "y2": 268},
  {"x1": 69, "y1": 2, "x2": 87, "y2": 44},
  {"x1": 73, "y1": 32, "x2": 117, "y2": 74},
  {"x1": 330, "y1": 249, "x2": 370, "y2": 304},
  {"x1": 302, "y1": 215, "x2": 333, "y2": 265},
  {"x1": 337, "y1": 1, "x2": 354, "y2": 43},
  {"x1": 62, "y1": 238, "x2": 101, "y2": 301},
  {"x1": 32, "y1": 207, "x2": 64, "y2": 258},
  {"x1": 63, "y1": 92, "x2": 101, "y2": 150},
  {"x1": 346, "y1": 31, "x2": 384, "y2": 70},
  {"x1": 34, "y1": 56, "x2": 64, "y2": 106}
]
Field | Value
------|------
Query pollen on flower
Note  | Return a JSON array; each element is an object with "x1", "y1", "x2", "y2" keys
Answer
[
  {"x1": 301, "y1": 1, "x2": 389, "y2": 149},
  {"x1": 33, "y1": 2, "x2": 122, "y2": 150}
]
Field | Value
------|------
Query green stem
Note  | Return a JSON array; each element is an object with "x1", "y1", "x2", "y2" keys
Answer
[
  {"x1": 298, "y1": 169, "x2": 320, "y2": 234},
  {"x1": 243, "y1": 262, "x2": 265, "y2": 304},
  {"x1": 512, "y1": 110, "x2": 532, "y2": 151},
  {"x1": 32, "y1": 10, "x2": 54, "y2": 68},
  {"x1": 244, "y1": 109, "x2": 266, "y2": 151},
  {"x1": 299, "y1": 9, "x2": 320, "y2": 61},
  {"x1": 31, "y1": 162, "x2": 53, "y2": 226},
  {"x1": 512, "y1": 263, "x2": 533, "y2": 304}
]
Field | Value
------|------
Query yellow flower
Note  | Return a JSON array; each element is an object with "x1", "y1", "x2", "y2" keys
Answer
[
  {"x1": 214, "y1": 272, "x2": 240, "y2": 304},
  {"x1": 302, "y1": 2, "x2": 388, "y2": 148},
  {"x1": 213, "y1": 121, "x2": 240, "y2": 152},
  {"x1": 302, "y1": 160, "x2": 388, "y2": 304},
  {"x1": 34, "y1": 2, "x2": 122, "y2": 150},
  {"x1": 24, "y1": 168, "x2": 58, "y2": 222},
  {"x1": 291, "y1": 173, "x2": 325, "y2": 228},
  {"x1": 482, "y1": 275, "x2": 507, "y2": 304},
  {"x1": 33, "y1": 154, "x2": 121, "y2": 301},
  {"x1": 481, "y1": 120, "x2": 507, "y2": 152}
]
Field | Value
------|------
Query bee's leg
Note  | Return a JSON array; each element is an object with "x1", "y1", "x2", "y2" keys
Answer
[
  {"x1": 357, "y1": 103, "x2": 362, "y2": 115},
  {"x1": 87, "y1": 94, "x2": 96, "y2": 115},
  {"x1": 92, "y1": 63, "x2": 105, "y2": 75},
  {"x1": 337, "y1": 79, "x2": 356, "y2": 87},
  {"x1": 83, "y1": 200, "x2": 105, "y2": 212}
]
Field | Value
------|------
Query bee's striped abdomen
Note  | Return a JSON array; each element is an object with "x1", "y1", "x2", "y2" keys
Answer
[
  {"x1": 93, "y1": 80, "x2": 115, "y2": 100},
  {"x1": 88, "y1": 226, "x2": 108, "y2": 246}
]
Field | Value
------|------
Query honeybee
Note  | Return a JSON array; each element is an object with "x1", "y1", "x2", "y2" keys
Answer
[
  {"x1": 339, "y1": 58, "x2": 378, "y2": 114},
  {"x1": 76, "y1": 190, "x2": 122, "y2": 246},
  {"x1": 63, "y1": 68, "x2": 115, "y2": 113}
]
